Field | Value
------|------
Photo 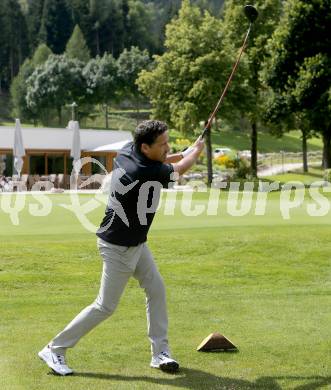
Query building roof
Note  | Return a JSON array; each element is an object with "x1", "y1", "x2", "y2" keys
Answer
[
  {"x1": 0, "y1": 125, "x2": 133, "y2": 152},
  {"x1": 89, "y1": 140, "x2": 131, "y2": 152}
]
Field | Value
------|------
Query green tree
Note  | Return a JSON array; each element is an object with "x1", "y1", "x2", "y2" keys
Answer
[
  {"x1": 65, "y1": 24, "x2": 90, "y2": 63},
  {"x1": 117, "y1": 46, "x2": 151, "y2": 113},
  {"x1": 137, "y1": 0, "x2": 249, "y2": 184},
  {"x1": 125, "y1": 1, "x2": 159, "y2": 53},
  {"x1": 10, "y1": 59, "x2": 35, "y2": 120},
  {"x1": 26, "y1": 0, "x2": 45, "y2": 52},
  {"x1": 88, "y1": 0, "x2": 110, "y2": 56},
  {"x1": 26, "y1": 54, "x2": 85, "y2": 125},
  {"x1": 32, "y1": 43, "x2": 53, "y2": 66},
  {"x1": 66, "y1": 0, "x2": 94, "y2": 54},
  {"x1": 0, "y1": 6, "x2": 9, "y2": 91},
  {"x1": 10, "y1": 43, "x2": 53, "y2": 122},
  {"x1": 39, "y1": 0, "x2": 73, "y2": 53},
  {"x1": 263, "y1": 98, "x2": 313, "y2": 172},
  {"x1": 222, "y1": 0, "x2": 282, "y2": 177},
  {"x1": 264, "y1": 0, "x2": 331, "y2": 168},
  {"x1": 89, "y1": 0, "x2": 125, "y2": 57},
  {"x1": 0, "y1": 0, "x2": 29, "y2": 90},
  {"x1": 66, "y1": 0, "x2": 89, "y2": 27},
  {"x1": 83, "y1": 52, "x2": 118, "y2": 128}
]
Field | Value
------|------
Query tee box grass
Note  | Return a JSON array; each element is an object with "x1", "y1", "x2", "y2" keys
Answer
[{"x1": 0, "y1": 191, "x2": 330, "y2": 389}]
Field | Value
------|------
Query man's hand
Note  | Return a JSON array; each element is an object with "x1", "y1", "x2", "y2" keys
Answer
[
  {"x1": 192, "y1": 136, "x2": 205, "y2": 153},
  {"x1": 172, "y1": 136, "x2": 205, "y2": 176},
  {"x1": 166, "y1": 136, "x2": 205, "y2": 164},
  {"x1": 181, "y1": 136, "x2": 204, "y2": 158}
]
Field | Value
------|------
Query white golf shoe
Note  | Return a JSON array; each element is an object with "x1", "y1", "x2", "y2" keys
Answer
[
  {"x1": 150, "y1": 351, "x2": 179, "y2": 372},
  {"x1": 38, "y1": 345, "x2": 73, "y2": 376}
]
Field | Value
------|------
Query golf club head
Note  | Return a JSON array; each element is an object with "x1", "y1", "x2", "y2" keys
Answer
[{"x1": 244, "y1": 5, "x2": 258, "y2": 23}]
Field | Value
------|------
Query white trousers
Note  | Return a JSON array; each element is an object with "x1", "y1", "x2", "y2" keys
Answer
[{"x1": 50, "y1": 238, "x2": 169, "y2": 357}]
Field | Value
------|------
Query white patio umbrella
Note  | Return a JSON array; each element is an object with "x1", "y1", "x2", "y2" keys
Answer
[
  {"x1": 13, "y1": 118, "x2": 25, "y2": 178},
  {"x1": 69, "y1": 120, "x2": 81, "y2": 172}
]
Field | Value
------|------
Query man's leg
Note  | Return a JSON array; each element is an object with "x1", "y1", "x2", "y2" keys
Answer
[
  {"x1": 133, "y1": 243, "x2": 179, "y2": 372},
  {"x1": 49, "y1": 240, "x2": 141, "y2": 354},
  {"x1": 133, "y1": 243, "x2": 169, "y2": 356}
]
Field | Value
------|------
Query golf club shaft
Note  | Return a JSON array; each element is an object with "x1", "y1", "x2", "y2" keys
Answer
[{"x1": 201, "y1": 24, "x2": 252, "y2": 138}]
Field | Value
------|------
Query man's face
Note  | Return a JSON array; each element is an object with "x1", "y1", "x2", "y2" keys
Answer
[{"x1": 141, "y1": 131, "x2": 170, "y2": 162}]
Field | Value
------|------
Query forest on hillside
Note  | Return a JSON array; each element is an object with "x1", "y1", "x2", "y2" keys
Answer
[
  {"x1": 0, "y1": 0, "x2": 224, "y2": 92},
  {"x1": 0, "y1": 0, "x2": 330, "y2": 175}
]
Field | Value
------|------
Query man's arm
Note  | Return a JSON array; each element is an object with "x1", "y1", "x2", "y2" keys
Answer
[
  {"x1": 171, "y1": 137, "x2": 205, "y2": 176},
  {"x1": 164, "y1": 152, "x2": 183, "y2": 164}
]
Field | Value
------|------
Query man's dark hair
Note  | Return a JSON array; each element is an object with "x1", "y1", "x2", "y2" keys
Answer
[{"x1": 134, "y1": 120, "x2": 168, "y2": 149}]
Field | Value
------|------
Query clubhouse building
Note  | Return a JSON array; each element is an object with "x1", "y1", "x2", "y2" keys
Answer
[{"x1": 0, "y1": 125, "x2": 132, "y2": 188}]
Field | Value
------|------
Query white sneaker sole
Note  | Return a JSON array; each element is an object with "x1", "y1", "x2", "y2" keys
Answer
[{"x1": 38, "y1": 350, "x2": 73, "y2": 376}]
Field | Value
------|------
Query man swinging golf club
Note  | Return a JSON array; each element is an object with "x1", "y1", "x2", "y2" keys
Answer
[{"x1": 38, "y1": 120, "x2": 205, "y2": 375}]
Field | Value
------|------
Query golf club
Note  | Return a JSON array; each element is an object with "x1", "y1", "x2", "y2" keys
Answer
[{"x1": 201, "y1": 5, "x2": 258, "y2": 138}]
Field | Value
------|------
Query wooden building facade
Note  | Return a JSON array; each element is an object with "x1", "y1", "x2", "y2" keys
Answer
[{"x1": 0, "y1": 126, "x2": 132, "y2": 177}]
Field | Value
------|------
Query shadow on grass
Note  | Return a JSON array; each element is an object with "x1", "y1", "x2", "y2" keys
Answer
[{"x1": 73, "y1": 368, "x2": 331, "y2": 389}]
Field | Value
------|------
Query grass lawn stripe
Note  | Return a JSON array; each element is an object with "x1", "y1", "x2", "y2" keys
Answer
[{"x1": 0, "y1": 193, "x2": 330, "y2": 389}]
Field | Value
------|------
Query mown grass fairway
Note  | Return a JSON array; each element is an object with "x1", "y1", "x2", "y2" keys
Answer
[
  {"x1": 265, "y1": 167, "x2": 325, "y2": 186},
  {"x1": 1, "y1": 191, "x2": 330, "y2": 389}
]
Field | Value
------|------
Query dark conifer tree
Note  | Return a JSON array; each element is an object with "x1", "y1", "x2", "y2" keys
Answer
[
  {"x1": 26, "y1": 0, "x2": 45, "y2": 52},
  {"x1": 0, "y1": 0, "x2": 29, "y2": 89},
  {"x1": 39, "y1": 0, "x2": 73, "y2": 53},
  {"x1": 66, "y1": 0, "x2": 93, "y2": 51}
]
